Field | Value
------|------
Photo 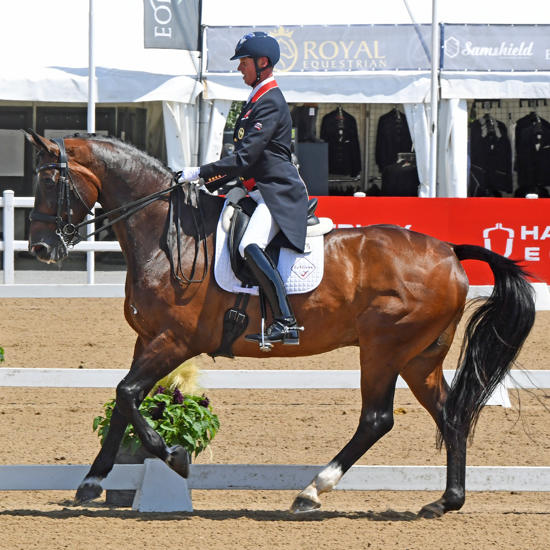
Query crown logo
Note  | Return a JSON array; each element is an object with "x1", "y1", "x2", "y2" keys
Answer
[{"x1": 273, "y1": 26, "x2": 294, "y2": 39}]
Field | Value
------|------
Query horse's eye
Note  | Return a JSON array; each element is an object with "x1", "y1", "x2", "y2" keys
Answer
[{"x1": 43, "y1": 176, "x2": 56, "y2": 187}]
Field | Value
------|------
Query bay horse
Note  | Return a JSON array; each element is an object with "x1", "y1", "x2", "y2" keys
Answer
[{"x1": 25, "y1": 131, "x2": 535, "y2": 518}]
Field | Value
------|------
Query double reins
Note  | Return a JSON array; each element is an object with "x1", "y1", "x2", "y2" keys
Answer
[{"x1": 29, "y1": 137, "x2": 208, "y2": 284}]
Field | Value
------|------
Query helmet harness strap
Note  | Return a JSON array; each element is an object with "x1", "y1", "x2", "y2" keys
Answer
[{"x1": 253, "y1": 57, "x2": 271, "y2": 84}]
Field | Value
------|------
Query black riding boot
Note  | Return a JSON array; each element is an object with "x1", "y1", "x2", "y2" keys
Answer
[{"x1": 243, "y1": 244, "x2": 301, "y2": 345}]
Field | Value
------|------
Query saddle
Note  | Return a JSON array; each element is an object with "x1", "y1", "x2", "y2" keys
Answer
[{"x1": 226, "y1": 196, "x2": 322, "y2": 286}]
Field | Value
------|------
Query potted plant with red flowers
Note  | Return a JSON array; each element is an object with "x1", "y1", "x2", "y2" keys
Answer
[{"x1": 93, "y1": 362, "x2": 219, "y2": 505}]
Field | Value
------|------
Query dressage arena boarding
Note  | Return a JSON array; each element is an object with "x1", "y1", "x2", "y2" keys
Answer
[{"x1": 1, "y1": 191, "x2": 550, "y2": 548}]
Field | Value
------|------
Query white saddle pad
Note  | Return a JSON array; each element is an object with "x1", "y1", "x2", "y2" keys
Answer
[{"x1": 214, "y1": 205, "x2": 325, "y2": 296}]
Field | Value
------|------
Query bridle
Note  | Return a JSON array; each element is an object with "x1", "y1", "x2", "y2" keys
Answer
[
  {"x1": 29, "y1": 137, "x2": 209, "y2": 284},
  {"x1": 29, "y1": 137, "x2": 94, "y2": 246}
]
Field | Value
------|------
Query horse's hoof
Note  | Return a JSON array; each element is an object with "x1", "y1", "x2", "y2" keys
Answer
[
  {"x1": 75, "y1": 480, "x2": 103, "y2": 504},
  {"x1": 418, "y1": 502, "x2": 445, "y2": 519},
  {"x1": 290, "y1": 494, "x2": 322, "y2": 514},
  {"x1": 166, "y1": 445, "x2": 190, "y2": 478}
]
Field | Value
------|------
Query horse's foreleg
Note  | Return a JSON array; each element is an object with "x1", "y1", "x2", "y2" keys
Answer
[
  {"x1": 291, "y1": 366, "x2": 398, "y2": 514},
  {"x1": 75, "y1": 332, "x2": 192, "y2": 504},
  {"x1": 75, "y1": 405, "x2": 129, "y2": 503}
]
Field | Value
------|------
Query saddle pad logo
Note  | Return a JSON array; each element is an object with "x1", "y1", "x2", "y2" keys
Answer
[{"x1": 291, "y1": 257, "x2": 315, "y2": 280}]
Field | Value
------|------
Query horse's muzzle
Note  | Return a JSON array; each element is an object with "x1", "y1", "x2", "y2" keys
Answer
[{"x1": 28, "y1": 237, "x2": 68, "y2": 264}]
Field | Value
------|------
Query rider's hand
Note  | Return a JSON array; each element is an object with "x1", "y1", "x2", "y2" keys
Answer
[{"x1": 177, "y1": 167, "x2": 200, "y2": 183}]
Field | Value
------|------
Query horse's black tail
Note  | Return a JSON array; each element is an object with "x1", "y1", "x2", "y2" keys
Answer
[{"x1": 441, "y1": 244, "x2": 536, "y2": 448}]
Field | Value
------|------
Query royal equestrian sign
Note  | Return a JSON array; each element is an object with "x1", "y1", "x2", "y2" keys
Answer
[{"x1": 205, "y1": 25, "x2": 432, "y2": 72}]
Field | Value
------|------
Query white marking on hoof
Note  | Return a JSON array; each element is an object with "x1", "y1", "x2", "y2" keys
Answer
[{"x1": 80, "y1": 476, "x2": 103, "y2": 488}]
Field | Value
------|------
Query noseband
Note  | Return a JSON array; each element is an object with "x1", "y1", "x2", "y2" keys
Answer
[{"x1": 29, "y1": 137, "x2": 93, "y2": 246}]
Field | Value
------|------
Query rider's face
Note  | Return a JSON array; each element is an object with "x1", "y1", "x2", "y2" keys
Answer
[{"x1": 238, "y1": 57, "x2": 257, "y2": 87}]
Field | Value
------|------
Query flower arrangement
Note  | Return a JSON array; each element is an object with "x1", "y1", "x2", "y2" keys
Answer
[{"x1": 93, "y1": 362, "x2": 219, "y2": 459}]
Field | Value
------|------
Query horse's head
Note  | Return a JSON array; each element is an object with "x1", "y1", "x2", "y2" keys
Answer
[{"x1": 25, "y1": 131, "x2": 100, "y2": 263}]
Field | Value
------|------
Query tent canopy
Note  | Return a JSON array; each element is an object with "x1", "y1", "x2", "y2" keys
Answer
[
  {"x1": 0, "y1": 0, "x2": 201, "y2": 104},
  {"x1": 202, "y1": 0, "x2": 550, "y2": 26}
]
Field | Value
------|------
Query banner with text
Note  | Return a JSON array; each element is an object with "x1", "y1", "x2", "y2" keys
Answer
[
  {"x1": 144, "y1": 0, "x2": 199, "y2": 50},
  {"x1": 315, "y1": 197, "x2": 550, "y2": 285},
  {"x1": 442, "y1": 24, "x2": 550, "y2": 72},
  {"x1": 205, "y1": 25, "x2": 432, "y2": 73}
]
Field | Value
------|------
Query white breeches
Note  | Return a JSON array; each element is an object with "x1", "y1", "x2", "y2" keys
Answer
[{"x1": 238, "y1": 189, "x2": 280, "y2": 257}]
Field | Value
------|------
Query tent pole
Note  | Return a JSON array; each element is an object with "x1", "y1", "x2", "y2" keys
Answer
[
  {"x1": 87, "y1": 0, "x2": 96, "y2": 284},
  {"x1": 88, "y1": 0, "x2": 96, "y2": 134},
  {"x1": 428, "y1": 0, "x2": 439, "y2": 197}
]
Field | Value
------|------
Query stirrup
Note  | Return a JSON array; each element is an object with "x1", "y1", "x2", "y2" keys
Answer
[{"x1": 245, "y1": 319, "x2": 304, "y2": 348}]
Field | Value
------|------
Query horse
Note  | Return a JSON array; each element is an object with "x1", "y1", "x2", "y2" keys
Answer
[{"x1": 25, "y1": 131, "x2": 535, "y2": 518}]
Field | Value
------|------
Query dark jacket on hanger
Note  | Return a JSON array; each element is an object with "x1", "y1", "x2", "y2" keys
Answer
[
  {"x1": 515, "y1": 112, "x2": 550, "y2": 191},
  {"x1": 320, "y1": 107, "x2": 361, "y2": 177},
  {"x1": 375, "y1": 108, "x2": 412, "y2": 171},
  {"x1": 291, "y1": 104, "x2": 320, "y2": 142},
  {"x1": 469, "y1": 114, "x2": 513, "y2": 194}
]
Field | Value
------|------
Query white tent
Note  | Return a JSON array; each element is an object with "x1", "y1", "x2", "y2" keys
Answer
[
  {"x1": 200, "y1": 0, "x2": 550, "y2": 197},
  {"x1": 0, "y1": 0, "x2": 201, "y2": 168}
]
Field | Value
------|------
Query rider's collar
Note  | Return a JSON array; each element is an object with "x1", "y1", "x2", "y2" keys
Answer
[{"x1": 247, "y1": 76, "x2": 276, "y2": 104}]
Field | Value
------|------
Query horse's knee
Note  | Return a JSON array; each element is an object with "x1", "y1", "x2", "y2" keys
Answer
[
  {"x1": 360, "y1": 409, "x2": 394, "y2": 438},
  {"x1": 115, "y1": 380, "x2": 140, "y2": 416}
]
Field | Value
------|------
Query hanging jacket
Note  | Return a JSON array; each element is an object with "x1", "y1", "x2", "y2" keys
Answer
[
  {"x1": 469, "y1": 114, "x2": 513, "y2": 193},
  {"x1": 320, "y1": 108, "x2": 362, "y2": 177},
  {"x1": 375, "y1": 108, "x2": 412, "y2": 172},
  {"x1": 515, "y1": 112, "x2": 550, "y2": 191}
]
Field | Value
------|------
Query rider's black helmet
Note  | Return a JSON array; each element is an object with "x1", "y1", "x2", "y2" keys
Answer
[{"x1": 230, "y1": 31, "x2": 280, "y2": 67}]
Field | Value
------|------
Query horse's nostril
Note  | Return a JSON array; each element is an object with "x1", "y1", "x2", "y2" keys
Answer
[{"x1": 30, "y1": 243, "x2": 50, "y2": 259}]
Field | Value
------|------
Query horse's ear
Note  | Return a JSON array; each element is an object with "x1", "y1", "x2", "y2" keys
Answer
[{"x1": 23, "y1": 129, "x2": 58, "y2": 155}]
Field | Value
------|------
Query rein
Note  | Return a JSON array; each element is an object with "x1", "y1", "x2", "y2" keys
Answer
[{"x1": 30, "y1": 137, "x2": 209, "y2": 284}]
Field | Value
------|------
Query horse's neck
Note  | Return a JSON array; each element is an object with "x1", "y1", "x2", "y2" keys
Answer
[{"x1": 96, "y1": 162, "x2": 173, "y2": 262}]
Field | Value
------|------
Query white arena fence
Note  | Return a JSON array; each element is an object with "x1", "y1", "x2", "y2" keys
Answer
[
  {"x1": 3, "y1": 189, "x2": 550, "y2": 306},
  {"x1": 0, "y1": 368, "x2": 549, "y2": 512}
]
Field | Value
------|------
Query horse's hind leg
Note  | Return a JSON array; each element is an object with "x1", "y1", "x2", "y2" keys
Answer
[
  {"x1": 401, "y1": 323, "x2": 467, "y2": 518},
  {"x1": 291, "y1": 346, "x2": 399, "y2": 513}
]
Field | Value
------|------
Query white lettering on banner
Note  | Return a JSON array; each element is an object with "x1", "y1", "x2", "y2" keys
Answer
[
  {"x1": 522, "y1": 226, "x2": 539, "y2": 239},
  {"x1": 461, "y1": 41, "x2": 534, "y2": 58},
  {"x1": 520, "y1": 226, "x2": 550, "y2": 240},
  {"x1": 525, "y1": 247, "x2": 540, "y2": 261},
  {"x1": 150, "y1": 0, "x2": 172, "y2": 39}
]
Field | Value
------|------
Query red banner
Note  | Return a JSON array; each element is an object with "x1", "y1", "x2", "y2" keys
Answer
[{"x1": 315, "y1": 197, "x2": 550, "y2": 285}]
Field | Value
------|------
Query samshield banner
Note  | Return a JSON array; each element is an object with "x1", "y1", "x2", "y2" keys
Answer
[{"x1": 442, "y1": 24, "x2": 550, "y2": 71}]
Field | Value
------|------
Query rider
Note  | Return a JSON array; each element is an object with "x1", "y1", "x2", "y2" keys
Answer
[{"x1": 178, "y1": 31, "x2": 309, "y2": 346}]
